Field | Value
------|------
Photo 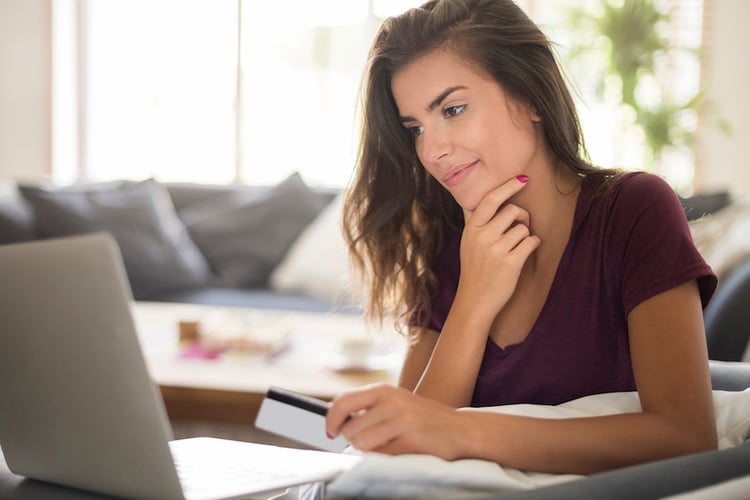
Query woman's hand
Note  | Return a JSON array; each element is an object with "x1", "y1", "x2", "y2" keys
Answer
[
  {"x1": 405, "y1": 176, "x2": 541, "y2": 407},
  {"x1": 457, "y1": 176, "x2": 541, "y2": 319},
  {"x1": 326, "y1": 383, "x2": 466, "y2": 460}
]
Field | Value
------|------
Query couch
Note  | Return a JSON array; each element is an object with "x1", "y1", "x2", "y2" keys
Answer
[
  {"x1": 684, "y1": 192, "x2": 750, "y2": 362},
  {"x1": 0, "y1": 172, "x2": 361, "y2": 314},
  {"x1": 0, "y1": 174, "x2": 748, "y2": 360}
]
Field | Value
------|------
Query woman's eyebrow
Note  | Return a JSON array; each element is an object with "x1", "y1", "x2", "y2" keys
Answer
[{"x1": 399, "y1": 85, "x2": 467, "y2": 123}]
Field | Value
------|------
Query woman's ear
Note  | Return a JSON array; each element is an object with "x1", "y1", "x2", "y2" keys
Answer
[
  {"x1": 529, "y1": 104, "x2": 541, "y2": 122},
  {"x1": 507, "y1": 97, "x2": 541, "y2": 126},
  {"x1": 514, "y1": 98, "x2": 541, "y2": 123}
]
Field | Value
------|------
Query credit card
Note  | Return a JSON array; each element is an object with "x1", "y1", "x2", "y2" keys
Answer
[{"x1": 254, "y1": 387, "x2": 349, "y2": 453}]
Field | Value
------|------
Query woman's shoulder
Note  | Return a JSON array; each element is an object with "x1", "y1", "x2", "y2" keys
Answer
[
  {"x1": 590, "y1": 170, "x2": 680, "y2": 212},
  {"x1": 576, "y1": 170, "x2": 687, "y2": 237},
  {"x1": 607, "y1": 171, "x2": 676, "y2": 198}
]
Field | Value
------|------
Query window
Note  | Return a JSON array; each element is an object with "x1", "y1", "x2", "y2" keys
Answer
[
  {"x1": 238, "y1": 1, "x2": 371, "y2": 186},
  {"x1": 53, "y1": 0, "x2": 704, "y2": 191},
  {"x1": 53, "y1": 0, "x2": 424, "y2": 187}
]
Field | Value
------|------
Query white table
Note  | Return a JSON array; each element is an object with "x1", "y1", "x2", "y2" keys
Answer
[{"x1": 131, "y1": 302, "x2": 406, "y2": 425}]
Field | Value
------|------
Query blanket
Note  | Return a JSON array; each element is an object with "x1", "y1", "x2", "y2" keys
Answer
[{"x1": 322, "y1": 389, "x2": 750, "y2": 499}]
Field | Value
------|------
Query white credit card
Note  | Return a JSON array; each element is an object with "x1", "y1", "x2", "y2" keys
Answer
[{"x1": 254, "y1": 387, "x2": 349, "y2": 453}]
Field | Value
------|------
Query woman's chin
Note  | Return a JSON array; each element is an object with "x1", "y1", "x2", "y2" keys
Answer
[
  {"x1": 455, "y1": 200, "x2": 479, "y2": 218},
  {"x1": 457, "y1": 181, "x2": 513, "y2": 214},
  {"x1": 453, "y1": 190, "x2": 487, "y2": 214}
]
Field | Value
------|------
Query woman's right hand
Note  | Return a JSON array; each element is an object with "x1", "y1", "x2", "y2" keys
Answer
[
  {"x1": 456, "y1": 176, "x2": 540, "y2": 319},
  {"x1": 326, "y1": 383, "x2": 467, "y2": 460}
]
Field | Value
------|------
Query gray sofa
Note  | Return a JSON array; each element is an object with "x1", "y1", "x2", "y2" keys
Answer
[
  {"x1": 0, "y1": 173, "x2": 358, "y2": 313},
  {"x1": 682, "y1": 191, "x2": 750, "y2": 362},
  {"x1": 0, "y1": 175, "x2": 748, "y2": 360}
]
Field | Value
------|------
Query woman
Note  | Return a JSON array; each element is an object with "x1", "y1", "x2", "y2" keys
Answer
[{"x1": 326, "y1": 0, "x2": 718, "y2": 474}]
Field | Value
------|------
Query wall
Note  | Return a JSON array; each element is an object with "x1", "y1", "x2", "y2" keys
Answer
[
  {"x1": 0, "y1": 0, "x2": 51, "y2": 184},
  {"x1": 698, "y1": 0, "x2": 750, "y2": 194}
]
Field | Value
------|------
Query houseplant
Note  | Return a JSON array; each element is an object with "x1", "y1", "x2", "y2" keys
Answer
[{"x1": 564, "y1": 0, "x2": 722, "y2": 190}]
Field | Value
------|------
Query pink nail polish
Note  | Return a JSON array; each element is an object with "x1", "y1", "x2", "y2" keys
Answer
[
  {"x1": 326, "y1": 432, "x2": 334, "y2": 439},
  {"x1": 516, "y1": 175, "x2": 529, "y2": 183}
]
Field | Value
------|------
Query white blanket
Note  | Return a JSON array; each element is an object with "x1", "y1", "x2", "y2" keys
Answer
[{"x1": 325, "y1": 390, "x2": 750, "y2": 499}]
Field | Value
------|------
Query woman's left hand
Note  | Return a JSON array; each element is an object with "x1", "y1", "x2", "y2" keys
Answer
[{"x1": 326, "y1": 383, "x2": 465, "y2": 460}]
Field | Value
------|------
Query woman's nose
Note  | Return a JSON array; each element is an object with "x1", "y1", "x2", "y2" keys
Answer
[{"x1": 418, "y1": 126, "x2": 452, "y2": 164}]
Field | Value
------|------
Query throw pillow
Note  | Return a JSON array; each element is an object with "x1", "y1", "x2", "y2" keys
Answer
[
  {"x1": 181, "y1": 172, "x2": 330, "y2": 288},
  {"x1": 0, "y1": 197, "x2": 35, "y2": 245},
  {"x1": 689, "y1": 197, "x2": 750, "y2": 279},
  {"x1": 19, "y1": 179, "x2": 212, "y2": 299},
  {"x1": 270, "y1": 193, "x2": 363, "y2": 304}
]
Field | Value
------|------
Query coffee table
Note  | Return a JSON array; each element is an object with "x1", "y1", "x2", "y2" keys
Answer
[{"x1": 131, "y1": 302, "x2": 406, "y2": 429}]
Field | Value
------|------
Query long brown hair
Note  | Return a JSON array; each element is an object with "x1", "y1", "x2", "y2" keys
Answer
[{"x1": 343, "y1": 0, "x2": 611, "y2": 333}]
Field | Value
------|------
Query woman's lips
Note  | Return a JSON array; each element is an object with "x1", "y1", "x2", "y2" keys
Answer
[{"x1": 442, "y1": 161, "x2": 478, "y2": 187}]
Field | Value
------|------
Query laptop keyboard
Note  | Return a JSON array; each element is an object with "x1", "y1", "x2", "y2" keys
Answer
[
  {"x1": 168, "y1": 437, "x2": 360, "y2": 499},
  {"x1": 174, "y1": 452, "x2": 298, "y2": 497}
]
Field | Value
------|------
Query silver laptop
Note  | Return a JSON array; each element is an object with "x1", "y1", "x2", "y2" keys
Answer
[{"x1": 0, "y1": 233, "x2": 359, "y2": 499}]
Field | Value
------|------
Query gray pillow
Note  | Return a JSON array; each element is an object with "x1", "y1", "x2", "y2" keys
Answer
[
  {"x1": 19, "y1": 179, "x2": 212, "y2": 299},
  {"x1": 181, "y1": 172, "x2": 330, "y2": 288},
  {"x1": 0, "y1": 197, "x2": 35, "y2": 245}
]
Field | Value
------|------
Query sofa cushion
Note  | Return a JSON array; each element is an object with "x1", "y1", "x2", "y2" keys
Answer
[
  {"x1": 710, "y1": 360, "x2": 750, "y2": 391},
  {"x1": 680, "y1": 190, "x2": 732, "y2": 221},
  {"x1": 0, "y1": 197, "x2": 34, "y2": 245},
  {"x1": 180, "y1": 172, "x2": 330, "y2": 288},
  {"x1": 18, "y1": 179, "x2": 212, "y2": 299},
  {"x1": 166, "y1": 182, "x2": 271, "y2": 213},
  {"x1": 270, "y1": 193, "x2": 362, "y2": 304},
  {"x1": 689, "y1": 198, "x2": 750, "y2": 280}
]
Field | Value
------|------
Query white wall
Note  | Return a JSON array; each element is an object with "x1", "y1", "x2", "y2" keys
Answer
[
  {"x1": 697, "y1": 0, "x2": 750, "y2": 194},
  {"x1": 0, "y1": 0, "x2": 51, "y2": 183}
]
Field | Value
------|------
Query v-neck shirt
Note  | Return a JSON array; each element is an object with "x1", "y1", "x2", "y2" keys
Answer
[{"x1": 423, "y1": 172, "x2": 717, "y2": 406}]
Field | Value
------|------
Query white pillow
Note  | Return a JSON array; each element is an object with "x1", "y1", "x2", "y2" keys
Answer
[
  {"x1": 326, "y1": 390, "x2": 750, "y2": 498},
  {"x1": 689, "y1": 196, "x2": 750, "y2": 279},
  {"x1": 270, "y1": 194, "x2": 362, "y2": 303},
  {"x1": 480, "y1": 389, "x2": 750, "y2": 450}
]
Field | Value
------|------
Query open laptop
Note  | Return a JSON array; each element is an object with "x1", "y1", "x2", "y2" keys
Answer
[{"x1": 0, "y1": 233, "x2": 360, "y2": 499}]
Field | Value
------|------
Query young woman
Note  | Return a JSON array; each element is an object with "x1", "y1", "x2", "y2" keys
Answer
[{"x1": 326, "y1": 0, "x2": 718, "y2": 474}]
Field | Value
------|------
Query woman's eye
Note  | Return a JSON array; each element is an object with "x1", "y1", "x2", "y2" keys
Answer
[
  {"x1": 407, "y1": 125, "x2": 424, "y2": 138},
  {"x1": 443, "y1": 105, "x2": 465, "y2": 118}
]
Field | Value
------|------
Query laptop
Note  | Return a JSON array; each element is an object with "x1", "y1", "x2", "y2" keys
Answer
[{"x1": 0, "y1": 233, "x2": 360, "y2": 499}]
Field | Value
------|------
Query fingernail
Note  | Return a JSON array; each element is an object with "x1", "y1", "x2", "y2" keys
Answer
[
  {"x1": 326, "y1": 432, "x2": 334, "y2": 439},
  {"x1": 516, "y1": 175, "x2": 529, "y2": 183}
]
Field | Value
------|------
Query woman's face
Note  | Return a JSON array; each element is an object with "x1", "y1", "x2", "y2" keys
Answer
[{"x1": 391, "y1": 49, "x2": 543, "y2": 211}]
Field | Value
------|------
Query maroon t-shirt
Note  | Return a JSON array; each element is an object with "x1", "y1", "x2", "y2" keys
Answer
[{"x1": 423, "y1": 172, "x2": 717, "y2": 407}]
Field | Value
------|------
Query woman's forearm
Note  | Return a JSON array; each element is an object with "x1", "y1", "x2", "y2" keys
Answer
[
  {"x1": 454, "y1": 409, "x2": 717, "y2": 474},
  {"x1": 413, "y1": 299, "x2": 495, "y2": 407}
]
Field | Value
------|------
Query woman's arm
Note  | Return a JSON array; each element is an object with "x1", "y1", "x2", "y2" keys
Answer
[
  {"x1": 398, "y1": 327, "x2": 438, "y2": 391},
  {"x1": 407, "y1": 177, "x2": 539, "y2": 407},
  {"x1": 461, "y1": 279, "x2": 716, "y2": 473},
  {"x1": 327, "y1": 280, "x2": 717, "y2": 474}
]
